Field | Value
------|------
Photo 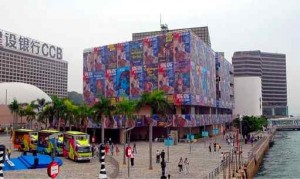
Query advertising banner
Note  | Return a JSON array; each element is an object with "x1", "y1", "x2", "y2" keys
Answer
[
  {"x1": 175, "y1": 61, "x2": 190, "y2": 93},
  {"x1": 83, "y1": 72, "x2": 95, "y2": 105},
  {"x1": 143, "y1": 37, "x2": 158, "y2": 66},
  {"x1": 174, "y1": 94, "x2": 191, "y2": 105},
  {"x1": 116, "y1": 66, "x2": 130, "y2": 97},
  {"x1": 173, "y1": 31, "x2": 190, "y2": 63},
  {"x1": 107, "y1": 44, "x2": 117, "y2": 69},
  {"x1": 130, "y1": 66, "x2": 143, "y2": 97},
  {"x1": 93, "y1": 71, "x2": 105, "y2": 97},
  {"x1": 105, "y1": 69, "x2": 117, "y2": 97},
  {"x1": 117, "y1": 42, "x2": 130, "y2": 67},
  {"x1": 130, "y1": 40, "x2": 143, "y2": 66},
  {"x1": 158, "y1": 62, "x2": 175, "y2": 94},
  {"x1": 158, "y1": 32, "x2": 173, "y2": 63},
  {"x1": 144, "y1": 66, "x2": 158, "y2": 93}
]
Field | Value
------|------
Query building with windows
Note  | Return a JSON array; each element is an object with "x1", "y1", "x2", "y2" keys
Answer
[
  {"x1": 132, "y1": 26, "x2": 211, "y2": 47},
  {"x1": 83, "y1": 29, "x2": 233, "y2": 143},
  {"x1": 0, "y1": 29, "x2": 68, "y2": 98},
  {"x1": 232, "y1": 50, "x2": 288, "y2": 117}
]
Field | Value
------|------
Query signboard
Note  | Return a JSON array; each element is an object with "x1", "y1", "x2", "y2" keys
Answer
[
  {"x1": 213, "y1": 128, "x2": 219, "y2": 135},
  {"x1": 202, "y1": 131, "x2": 209, "y2": 137},
  {"x1": 0, "y1": 29, "x2": 63, "y2": 60},
  {"x1": 164, "y1": 138, "x2": 174, "y2": 146},
  {"x1": 47, "y1": 161, "x2": 60, "y2": 178}
]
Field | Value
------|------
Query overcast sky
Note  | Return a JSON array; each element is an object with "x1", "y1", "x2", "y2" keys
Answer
[{"x1": 0, "y1": 0, "x2": 299, "y2": 115}]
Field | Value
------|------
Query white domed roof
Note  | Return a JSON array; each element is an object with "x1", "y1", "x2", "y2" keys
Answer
[{"x1": 0, "y1": 82, "x2": 52, "y2": 105}]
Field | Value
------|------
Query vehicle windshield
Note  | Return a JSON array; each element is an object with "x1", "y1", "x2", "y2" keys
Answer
[{"x1": 77, "y1": 146, "x2": 91, "y2": 153}]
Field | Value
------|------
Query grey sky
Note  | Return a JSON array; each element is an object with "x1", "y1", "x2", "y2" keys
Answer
[{"x1": 0, "y1": 0, "x2": 299, "y2": 115}]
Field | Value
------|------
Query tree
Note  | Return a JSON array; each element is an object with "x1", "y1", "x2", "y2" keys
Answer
[
  {"x1": 92, "y1": 96, "x2": 115, "y2": 144},
  {"x1": 62, "y1": 99, "x2": 77, "y2": 131},
  {"x1": 115, "y1": 98, "x2": 138, "y2": 165},
  {"x1": 77, "y1": 104, "x2": 93, "y2": 133},
  {"x1": 136, "y1": 90, "x2": 171, "y2": 170},
  {"x1": 51, "y1": 96, "x2": 64, "y2": 130},
  {"x1": 8, "y1": 98, "x2": 19, "y2": 128},
  {"x1": 24, "y1": 102, "x2": 37, "y2": 129}
]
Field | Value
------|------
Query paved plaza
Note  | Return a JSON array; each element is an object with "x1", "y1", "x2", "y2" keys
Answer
[{"x1": 1, "y1": 131, "x2": 260, "y2": 179}]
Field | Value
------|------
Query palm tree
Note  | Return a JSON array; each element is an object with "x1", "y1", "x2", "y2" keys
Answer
[
  {"x1": 62, "y1": 99, "x2": 78, "y2": 131},
  {"x1": 92, "y1": 95, "x2": 115, "y2": 144},
  {"x1": 77, "y1": 104, "x2": 93, "y2": 133},
  {"x1": 18, "y1": 106, "x2": 26, "y2": 125},
  {"x1": 24, "y1": 103, "x2": 37, "y2": 129},
  {"x1": 37, "y1": 104, "x2": 52, "y2": 129},
  {"x1": 51, "y1": 96, "x2": 64, "y2": 130},
  {"x1": 136, "y1": 90, "x2": 171, "y2": 170},
  {"x1": 8, "y1": 98, "x2": 19, "y2": 128},
  {"x1": 115, "y1": 98, "x2": 138, "y2": 165}
]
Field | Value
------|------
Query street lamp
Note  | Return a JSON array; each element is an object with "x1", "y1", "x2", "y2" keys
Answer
[
  {"x1": 239, "y1": 115, "x2": 243, "y2": 169},
  {"x1": 164, "y1": 123, "x2": 172, "y2": 162}
]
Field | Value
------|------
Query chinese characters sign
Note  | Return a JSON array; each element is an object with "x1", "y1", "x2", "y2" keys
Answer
[{"x1": 0, "y1": 29, "x2": 63, "y2": 60}]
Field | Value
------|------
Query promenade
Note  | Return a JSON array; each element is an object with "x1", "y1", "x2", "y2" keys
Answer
[{"x1": 1, "y1": 131, "x2": 266, "y2": 179}]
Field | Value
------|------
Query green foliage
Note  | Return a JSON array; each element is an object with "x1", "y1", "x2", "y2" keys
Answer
[
  {"x1": 136, "y1": 90, "x2": 171, "y2": 116},
  {"x1": 233, "y1": 115, "x2": 268, "y2": 134}
]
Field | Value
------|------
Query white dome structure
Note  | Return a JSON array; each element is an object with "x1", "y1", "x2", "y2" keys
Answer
[{"x1": 0, "y1": 82, "x2": 52, "y2": 105}]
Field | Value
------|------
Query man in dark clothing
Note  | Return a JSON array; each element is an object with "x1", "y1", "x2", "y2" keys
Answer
[
  {"x1": 161, "y1": 149, "x2": 165, "y2": 160},
  {"x1": 209, "y1": 143, "x2": 212, "y2": 152}
]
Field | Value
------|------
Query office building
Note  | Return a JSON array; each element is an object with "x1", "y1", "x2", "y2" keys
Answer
[
  {"x1": 232, "y1": 50, "x2": 288, "y2": 117},
  {"x1": 233, "y1": 76, "x2": 262, "y2": 116},
  {"x1": 132, "y1": 26, "x2": 211, "y2": 47},
  {"x1": 0, "y1": 29, "x2": 68, "y2": 98}
]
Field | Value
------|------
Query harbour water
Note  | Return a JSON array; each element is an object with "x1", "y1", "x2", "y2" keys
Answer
[{"x1": 256, "y1": 131, "x2": 300, "y2": 178}]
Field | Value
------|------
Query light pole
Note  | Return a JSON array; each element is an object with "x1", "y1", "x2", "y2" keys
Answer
[
  {"x1": 123, "y1": 126, "x2": 134, "y2": 178},
  {"x1": 164, "y1": 123, "x2": 172, "y2": 162},
  {"x1": 239, "y1": 115, "x2": 243, "y2": 169}
]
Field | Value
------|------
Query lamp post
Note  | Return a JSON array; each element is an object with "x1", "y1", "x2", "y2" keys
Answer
[
  {"x1": 164, "y1": 123, "x2": 172, "y2": 162},
  {"x1": 123, "y1": 126, "x2": 134, "y2": 178},
  {"x1": 239, "y1": 115, "x2": 243, "y2": 169}
]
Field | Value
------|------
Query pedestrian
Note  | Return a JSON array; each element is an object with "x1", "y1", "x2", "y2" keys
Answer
[
  {"x1": 178, "y1": 157, "x2": 183, "y2": 173},
  {"x1": 130, "y1": 152, "x2": 135, "y2": 166},
  {"x1": 92, "y1": 144, "x2": 95, "y2": 157},
  {"x1": 168, "y1": 174, "x2": 171, "y2": 179},
  {"x1": 108, "y1": 138, "x2": 112, "y2": 145},
  {"x1": 94, "y1": 144, "x2": 99, "y2": 158},
  {"x1": 110, "y1": 143, "x2": 114, "y2": 155},
  {"x1": 133, "y1": 143, "x2": 137, "y2": 154},
  {"x1": 161, "y1": 149, "x2": 165, "y2": 161},
  {"x1": 184, "y1": 157, "x2": 189, "y2": 175},
  {"x1": 213, "y1": 142, "x2": 216, "y2": 152},
  {"x1": 105, "y1": 143, "x2": 109, "y2": 155},
  {"x1": 115, "y1": 144, "x2": 120, "y2": 156},
  {"x1": 156, "y1": 150, "x2": 161, "y2": 163},
  {"x1": 6, "y1": 148, "x2": 11, "y2": 160},
  {"x1": 209, "y1": 143, "x2": 211, "y2": 153},
  {"x1": 251, "y1": 136, "x2": 254, "y2": 147}
]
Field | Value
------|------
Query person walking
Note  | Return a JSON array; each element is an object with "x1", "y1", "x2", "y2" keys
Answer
[
  {"x1": 130, "y1": 152, "x2": 135, "y2": 166},
  {"x1": 214, "y1": 143, "x2": 217, "y2": 152},
  {"x1": 105, "y1": 143, "x2": 109, "y2": 155},
  {"x1": 156, "y1": 150, "x2": 161, "y2": 163},
  {"x1": 110, "y1": 143, "x2": 114, "y2": 155},
  {"x1": 161, "y1": 149, "x2": 165, "y2": 161},
  {"x1": 178, "y1": 157, "x2": 183, "y2": 173},
  {"x1": 133, "y1": 143, "x2": 137, "y2": 154},
  {"x1": 115, "y1": 144, "x2": 120, "y2": 156},
  {"x1": 7, "y1": 148, "x2": 11, "y2": 160},
  {"x1": 209, "y1": 143, "x2": 212, "y2": 153},
  {"x1": 184, "y1": 157, "x2": 189, "y2": 175}
]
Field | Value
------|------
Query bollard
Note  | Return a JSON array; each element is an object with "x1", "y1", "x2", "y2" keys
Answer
[{"x1": 98, "y1": 144, "x2": 107, "y2": 179}]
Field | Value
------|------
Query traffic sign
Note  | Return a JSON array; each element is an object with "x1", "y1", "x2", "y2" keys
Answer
[{"x1": 47, "y1": 161, "x2": 59, "y2": 178}]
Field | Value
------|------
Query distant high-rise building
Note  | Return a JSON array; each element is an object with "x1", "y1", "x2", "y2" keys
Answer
[
  {"x1": 232, "y1": 50, "x2": 288, "y2": 117},
  {"x1": 0, "y1": 29, "x2": 68, "y2": 98},
  {"x1": 132, "y1": 26, "x2": 211, "y2": 47}
]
